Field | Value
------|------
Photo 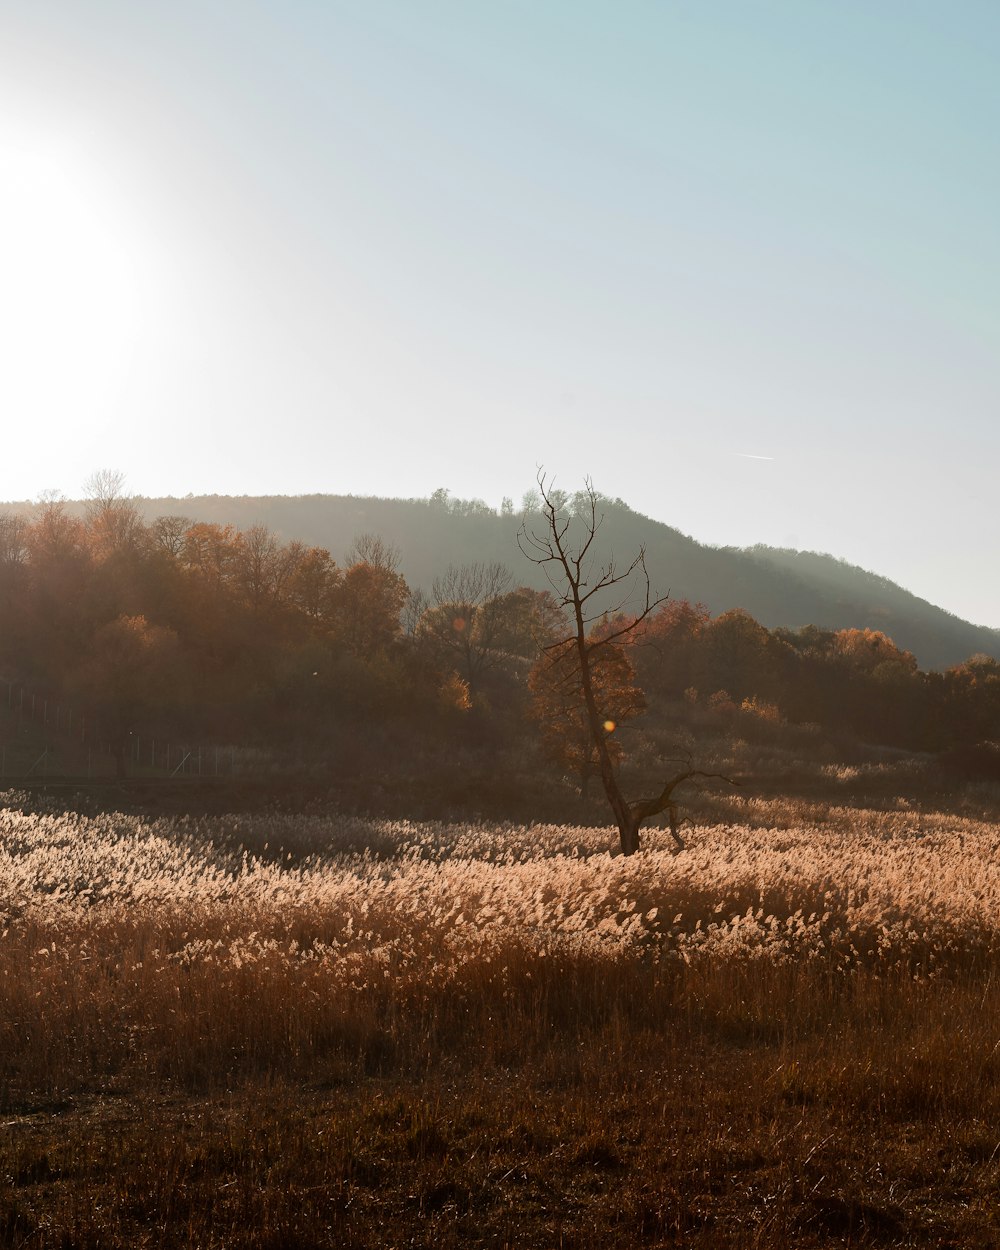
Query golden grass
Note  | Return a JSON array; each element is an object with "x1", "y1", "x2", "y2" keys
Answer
[{"x1": 3, "y1": 793, "x2": 1000, "y2": 1245}]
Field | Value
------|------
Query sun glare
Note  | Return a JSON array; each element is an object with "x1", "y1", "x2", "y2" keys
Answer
[{"x1": 0, "y1": 130, "x2": 154, "y2": 431}]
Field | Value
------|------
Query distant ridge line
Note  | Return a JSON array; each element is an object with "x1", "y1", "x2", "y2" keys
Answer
[{"x1": 3, "y1": 490, "x2": 996, "y2": 670}]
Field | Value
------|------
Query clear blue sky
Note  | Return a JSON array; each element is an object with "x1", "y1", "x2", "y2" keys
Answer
[{"x1": 2, "y1": 2, "x2": 998, "y2": 626}]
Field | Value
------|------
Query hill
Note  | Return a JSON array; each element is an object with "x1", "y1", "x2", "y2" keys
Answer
[{"x1": 101, "y1": 490, "x2": 997, "y2": 672}]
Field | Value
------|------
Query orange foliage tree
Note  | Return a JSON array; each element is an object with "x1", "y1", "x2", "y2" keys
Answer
[
  {"x1": 833, "y1": 628, "x2": 918, "y2": 680},
  {"x1": 528, "y1": 633, "x2": 645, "y2": 798}
]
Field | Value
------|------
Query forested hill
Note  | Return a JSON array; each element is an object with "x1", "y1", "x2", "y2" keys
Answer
[{"x1": 31, "y1": 490, "x2": 1000, "y2": 671}]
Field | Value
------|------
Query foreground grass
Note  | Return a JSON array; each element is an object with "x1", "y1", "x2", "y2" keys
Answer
[{"x1": 2, "y1": 796, "x2": 1000, "y2": 1246}]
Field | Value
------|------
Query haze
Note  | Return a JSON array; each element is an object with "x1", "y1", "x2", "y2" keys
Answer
[{"x1": 2, "y1": 2, "x2": 998, "y2": 626}]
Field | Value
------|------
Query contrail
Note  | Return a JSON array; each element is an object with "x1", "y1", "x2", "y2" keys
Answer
[{"x1": 735, "y1": 452, "x2": 775, "y2": 461}]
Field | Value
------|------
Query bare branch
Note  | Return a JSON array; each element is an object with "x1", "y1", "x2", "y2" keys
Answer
[
  {"x1": 346, "y1": 533, "x2": 401, "y2": 573},
  {"x1": 521, "y1": 470, "x2": 738, "y2": 855},
  {"x1": 629, "y1": 769, "x2": 742, "y2": 847}
]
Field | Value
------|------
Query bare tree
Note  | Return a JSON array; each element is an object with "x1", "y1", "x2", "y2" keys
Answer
[
  {"x1": 424, "y1": 561, "x2": 513, "y2": 692},
  {"x1": 345, "y1": 533, "x2": 401, "y2": 574},
  {"x1": 519, "y1": 474, "x2": 735, "y2": 855},
  {"x1": 0, "y1": 513, "x2": 30, "y2": 569},
  {"x1": 30, "y1": 493, "x2": 86, "y2": 564},
  {"x1": 83, "y1": 468, "x2": 128, "y2": 511},
  {"x1": 237, "y1": 525, "x2": 303, "y2": 615},
  {"x1": 82, "y1": 469, "x2": 146, "y2": 557},
  {"x1": 151, "y1": 515, "x2": 191, "y2": 558},
  {"x1": 401, "y1": 586, "x2": 429, "y2": 638}
]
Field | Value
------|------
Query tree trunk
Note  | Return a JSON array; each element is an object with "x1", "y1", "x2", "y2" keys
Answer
[
  {"x1": 618, "y1": 815, "x2": 641, "y2": 856},
  {"x1": 518, "y1": 475, "x2": 737, "y2": 857}
]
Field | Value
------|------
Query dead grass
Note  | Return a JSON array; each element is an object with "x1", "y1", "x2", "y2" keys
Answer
[{"x1": 2, "y1": 790, "x2": 1000, "y2": 1246}]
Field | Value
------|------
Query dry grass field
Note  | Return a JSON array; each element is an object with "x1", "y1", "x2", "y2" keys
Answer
[{"x1": 3, "y1": 781, "x2": 1000, "y2": 1247}]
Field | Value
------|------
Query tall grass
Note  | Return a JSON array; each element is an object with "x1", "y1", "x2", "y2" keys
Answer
[
  {"x1": 5, "y1": 793, "x2": 1000, "y2": 1245},
  {"x1": 3, "y1": 798, "x2": 1000, "y2": 1100}
]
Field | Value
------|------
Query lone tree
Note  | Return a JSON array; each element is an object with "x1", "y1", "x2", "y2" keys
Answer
[
  {"x1": 519, "y1": 475, "x2": 735, "y2": 855},
  {"x1": 528, "y1": 631, "x2": 645, "y2": 800}
]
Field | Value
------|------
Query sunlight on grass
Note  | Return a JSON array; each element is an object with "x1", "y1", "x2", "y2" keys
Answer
[
  {"x1": 3, "y1": 793, "x2": 1000, "y2": 1246},
  {"x1": 2, "y1": 797, "x2": 1000, "y2": 1093}
]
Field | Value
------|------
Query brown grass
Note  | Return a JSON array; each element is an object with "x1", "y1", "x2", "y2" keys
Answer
[{"x1": 2, "y1": 791, "x2": 1000, "y2": 1246}]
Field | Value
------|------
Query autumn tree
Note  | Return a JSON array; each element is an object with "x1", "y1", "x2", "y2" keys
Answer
[
  {"x1": 288, "y1": 546, "x2": 341, "y2": 625},
  {"x1": 529, "y1": 632, "x2": 645, "y2": 797},
  {"x1": 419, "y1": 561, "x2": 513, "y2": 693},
  {"x1": 29, "y1": 494, "x2": 88, "y2": 568},
  {"x1": 0, "y1": 512, "x2": 29, "y2": 571},
  {"x1": 151, "y1": 515, "x2": 191, "y2": 558},
  {"x1": 832, "y1": 628, "x2": 918, "y2": 680},
  {"x1": 941, "y1": 654, "x2": 1000, "y2": 744},
  {"x1": 21, "y1": 496, "x2": 92, "y2": 683},
  {"x1": 487, "y1": 586, "x2": 567, "y2": 660},
  {"x1": 181, "y1": 523, "x2": 241, "y2": 591},
  {"x1": 633, "y1": 598, "x2": 710, "y2": 698},
  {"x1": 344, "y1": 532, "x2": 402, "y2": 574},
  {"x1": 334, "y1": 536, "x2": 409, "y2": 657},
  {"x1": 520, "y1": 475, "x2": 735, "y2": 855},
  {"x1": 83, "y1": 469, "x2": 147, "y2": 560},
  {"x1": 235, "y1": 525, "x2": 304, "y2": 617},
  {"x1": 0, "y1": 513, "x2": 31, "y2": 673},
  {"x1": 73, "y1": 614, "x2": 185, "y2": 777},
  {"x1": 694, "y1": 608, "x2": 782, "y2": 704},
  {"x1": 171, "y1": 522, "x2": 245, "y2": 668}
]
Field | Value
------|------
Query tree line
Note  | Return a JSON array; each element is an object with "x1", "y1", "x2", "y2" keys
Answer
[
  {"x1": 0, "y1": 475, "x2": 997, "y2": 785},
  {"x1": 629, "y1": 602, "x2": 1000, "y2": 751}
]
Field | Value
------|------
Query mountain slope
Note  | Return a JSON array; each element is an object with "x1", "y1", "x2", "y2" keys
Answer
[{"x1": 123, "y1": 492, "x2": 999, "y2": 672}]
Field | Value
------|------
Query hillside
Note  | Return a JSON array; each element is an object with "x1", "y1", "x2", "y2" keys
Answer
[
  {"x1": 106, "y1": 491, "x2": 996, "y2": 672},
  {"x1": 735, "y1": 546, "x2": 1000, "y2": 673},
  {"x1": 5, "y1": 490, "x2": 996, "y2": 671}
]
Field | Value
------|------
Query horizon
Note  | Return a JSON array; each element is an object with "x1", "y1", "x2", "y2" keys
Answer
[{"x1": 3, "y1": 3, "x2": 999, "y2": 627}]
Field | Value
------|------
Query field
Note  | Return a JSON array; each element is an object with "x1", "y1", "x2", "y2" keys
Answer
[{"x1": 3, "y1": 781, "x2": 1000, "y2": 1247}]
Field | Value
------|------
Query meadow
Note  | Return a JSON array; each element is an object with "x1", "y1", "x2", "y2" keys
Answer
[{"x1": 3, "y1": 783, "x2": 1000, "y2": 1247}]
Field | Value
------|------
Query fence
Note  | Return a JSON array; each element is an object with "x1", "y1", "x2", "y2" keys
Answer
[{"x1": 0, "y1": 678, "x2": 270, "y2": 781}]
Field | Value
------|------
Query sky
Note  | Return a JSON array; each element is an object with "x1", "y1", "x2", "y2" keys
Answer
[{"x1": 1, "y1": 1, "x2": 998, "y2": 626}]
